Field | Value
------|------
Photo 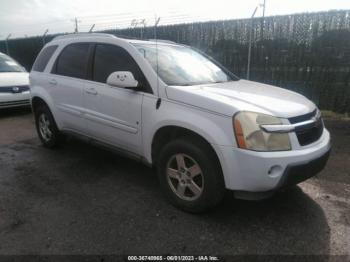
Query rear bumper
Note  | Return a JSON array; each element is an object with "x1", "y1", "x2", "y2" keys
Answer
[{"x1": 0, "y1": 91, "x2": 31, "y2": 108}]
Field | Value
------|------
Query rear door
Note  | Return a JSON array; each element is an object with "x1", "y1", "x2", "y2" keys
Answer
[
  {"x1": 83, "y1": 43, "x2": 148, "y2": 155},
  {"x1": 49, "y1": 43, "x2": 91, "y2": 133}
]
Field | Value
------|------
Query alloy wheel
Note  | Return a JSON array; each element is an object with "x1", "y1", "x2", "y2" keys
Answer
[
  {"x1": 166, "y1": 153, "x2": 204, "y2": 201},
  {"x1": 38, "y1": 113, "x2": 52, "y2": 142}
]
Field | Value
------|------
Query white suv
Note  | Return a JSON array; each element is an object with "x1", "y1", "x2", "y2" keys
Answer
[
  {"x1": 30, "y1": 33, "x2": 331, "y2": 212},
  {"x1": 0, "y1": 52, "x2": 30, "y2": 108}
]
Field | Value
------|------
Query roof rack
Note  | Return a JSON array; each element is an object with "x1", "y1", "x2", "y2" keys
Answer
[
  {"x1": 147, "y1": 39, "x2": 177, "y2": 44},
  {"x1": 53, "y1": 33, "x2": 116, "y2": 41}
]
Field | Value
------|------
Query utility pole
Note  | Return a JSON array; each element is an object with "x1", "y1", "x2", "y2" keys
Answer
[
  {"x1": 261, "y1": 0, "x2": 267, "y2": 82},
  {"x1": 42, "y1": 29, "x2": 49, "y2": 46},
  {"x1": 140, "y1": 19, "x2": 146, "y2": 39},
  {"x1": 131, "y1": 19, "x2": 138, "y2": 38},
  {"x1": 262, "y1": 0, "x2": 266, "y2": 18},
  {"x1": 260, "y1": 0, "x2": 266, "y2": 40},
  {"x1": 247, "y1": 6, "x2": 259, "y2": 80},
  {"x1": 5, "y1": 34, "x2": 11, "y2": 56},
  {"x1": 74, "y1": 17, "x2": 79, "y2": 33},
  {"x1": 153, "y1": 16, "x2": 161, "y2": 40},
  {"x1": 71, "y1": 17, "x2": 81, "y2": 33}
]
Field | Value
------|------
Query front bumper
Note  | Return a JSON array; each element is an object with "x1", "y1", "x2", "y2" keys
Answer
[
  {"x1": 217, "y1": 128, "x2": 331, "y2": 192},
  {"x1": 276, "y1": 147, "x2": 330, "y2": 188},
  {"x1": 0, "y1": 91, "x2": 31, "y2": 108}
]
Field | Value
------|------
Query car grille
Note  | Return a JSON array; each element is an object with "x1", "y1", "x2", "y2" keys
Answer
[
  {"x1": 0, "y1": 99, "x2": 31, "y2": 108},
  {"x1": 289, "y1": 110, "x2": 324, "y2": 146},
  {"x1": 0, "y1": 85, "x2": 30, "y2": 93},
  {"x1": 288, "y1": 109, "x2": 317, "y2": 124}
]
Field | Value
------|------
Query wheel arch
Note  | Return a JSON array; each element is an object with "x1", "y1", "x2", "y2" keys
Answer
[
  {"x1": 31, "y1": 94, "x2": 62, "y2": 130},
  {"x1": 31, "y1": 96, "x2": 49, "y2": 112},
  {"x1": 151, "y1": 125, "x2": 224, "y2": 176}
]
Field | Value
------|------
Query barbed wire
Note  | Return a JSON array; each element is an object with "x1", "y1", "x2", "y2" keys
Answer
[{"x1": 0, "y1": 9, "x2": 242, "y2": 40}]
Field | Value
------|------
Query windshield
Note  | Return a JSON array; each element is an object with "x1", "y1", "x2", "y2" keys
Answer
[
  {"x1": 134, "y1": 43, "x2": 238, "y2": 86},
  {"x1": 0, "y1": 53, "x2": 25, "y2": 73}
]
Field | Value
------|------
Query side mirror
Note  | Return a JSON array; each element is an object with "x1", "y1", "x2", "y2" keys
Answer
[{"x1": 106, "y1": 71, "x2": 138, "y2": 89}]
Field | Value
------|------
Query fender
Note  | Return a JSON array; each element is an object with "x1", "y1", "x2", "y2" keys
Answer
[{"x1": 142, "y1": 98, "x2": 235, "y2": 165}]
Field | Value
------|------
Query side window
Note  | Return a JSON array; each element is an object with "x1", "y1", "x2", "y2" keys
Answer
[
  {"x1": 32, "y1": 45, "x2": 58, "y2": 72},
  {"x1": 54, "y1": 43, "x2": 90, "y2": 79},
  {"x1": 93, "y1": 44, "x2": 151, "y2": 92}
]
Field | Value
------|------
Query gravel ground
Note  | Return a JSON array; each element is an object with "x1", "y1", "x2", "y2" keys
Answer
[{"x1": 0, "y1": 108, "x2": 349, "y2": 256}]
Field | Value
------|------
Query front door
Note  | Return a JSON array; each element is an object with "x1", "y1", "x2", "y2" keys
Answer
[{"x1": 83, "y1": 43, "x2": 147, "y2": 155}]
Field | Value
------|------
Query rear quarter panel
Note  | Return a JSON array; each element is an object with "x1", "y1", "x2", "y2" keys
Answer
[{"x1": 29, "y1": 71, "x2": 63, "y2": 128}]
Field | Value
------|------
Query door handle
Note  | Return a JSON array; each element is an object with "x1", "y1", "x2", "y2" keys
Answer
[
  {"x1": 49, "y1": 79, "x2": 57, "y2": 85},
  {"x1": 85, "y1": 88, "x2": 98, "y2": 95}
]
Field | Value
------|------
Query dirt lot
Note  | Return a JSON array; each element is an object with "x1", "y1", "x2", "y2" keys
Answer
[{"x1": 0, "y1": 108, "x2": 349, "y2": 256}]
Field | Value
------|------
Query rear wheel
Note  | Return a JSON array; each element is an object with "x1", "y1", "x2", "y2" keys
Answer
[
  {"x1": 157, "y1": 138, "x2": 225, "y2": 213},
  {"x1": 34, "y1": 105, "x2": 62, "y2": 148}
]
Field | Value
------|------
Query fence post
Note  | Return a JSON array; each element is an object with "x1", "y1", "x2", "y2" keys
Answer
[
  {"x1": 247, "y1": 7, "x2": 258, "y2": 80},
  {"x1": 5, "y1": 34, "x2": 11, "y2": 56},
  {"x1": 42, "y1": 29, "x2": 48, "y2": 46},
  {"x1": 89, "y1": 24, "x2": 95, "y2": 33}
]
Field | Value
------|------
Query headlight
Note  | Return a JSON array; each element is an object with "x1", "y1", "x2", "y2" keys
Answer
[{"x1": 233, "y1": 112, "x2": 291, "y2": 151}]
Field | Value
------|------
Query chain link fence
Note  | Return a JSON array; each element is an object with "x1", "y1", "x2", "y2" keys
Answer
[{"x1": 1, "y1": 10, "x2": 349, "y2": 113}]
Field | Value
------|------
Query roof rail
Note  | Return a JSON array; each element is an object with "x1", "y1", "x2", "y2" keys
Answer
[
  {"x1": 148, "y1": 39, "x2": 177, "y2": 44},
  {"x1": 53, "y1": 33, "x2": 116, "y2": 41}
]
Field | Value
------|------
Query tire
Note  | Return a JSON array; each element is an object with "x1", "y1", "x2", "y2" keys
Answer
[
  {"x1": 34, "y1": 104, "x2": 62, "y2": 148},
  {"x1": 157, "y1": 138, "x2": 225, "y2": 213}
]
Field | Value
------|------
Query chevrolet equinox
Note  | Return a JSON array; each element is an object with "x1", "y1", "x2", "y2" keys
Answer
[{"x1": 29, "y1": 33, "x2": 331, "y2": 212}]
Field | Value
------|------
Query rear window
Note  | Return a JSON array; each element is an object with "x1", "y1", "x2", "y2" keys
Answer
[
  {"x1": 54, "y1": 43, "x2": 90, "y2": 79},
  {"x1": 0, "y1": 53, "x2": 25, "y2": 72},
  {"x1": 32, "y1": 45, "x2": 58, "y2": 72}
]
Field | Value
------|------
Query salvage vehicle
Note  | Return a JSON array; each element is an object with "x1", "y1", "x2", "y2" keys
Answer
[
  {"x1": 29, "y1": 33, "x2": 331, "y2": 212},
  {"x1": 0, "y1": 52, "x2": 30, "y2": 108}
]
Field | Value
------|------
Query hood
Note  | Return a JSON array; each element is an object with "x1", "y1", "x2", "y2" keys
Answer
[
  {"x1": 0, "y1": 72, "x2": 29, "y2": 87},
  {"x1": 166, "y1": 80, "x2": 316, "y2": 118}
]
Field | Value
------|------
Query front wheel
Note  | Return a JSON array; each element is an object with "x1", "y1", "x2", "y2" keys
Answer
[{"x1": 157, "y1": 138, "x2": 225, "y2": 213}]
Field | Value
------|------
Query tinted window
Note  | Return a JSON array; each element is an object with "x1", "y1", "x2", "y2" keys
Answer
[
  {"x1": 32, "y1": 45, "x2": 58, "y2": 72},
  {"x1": 55, "y1": 43, "x2": 90, "y2": 79},
  {"x1": 93, "y1": 44, "x2": 150, "y2": 91}
]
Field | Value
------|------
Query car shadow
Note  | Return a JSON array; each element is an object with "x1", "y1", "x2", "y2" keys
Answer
[
  {"x1": 0, "y1": 107, "x2": 32, "y2": 118},
  {"x1": 201, "y1": 187, "x2": 331, "y2": 254}
]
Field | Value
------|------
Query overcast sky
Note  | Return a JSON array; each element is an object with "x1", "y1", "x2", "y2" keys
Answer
[{"x1": 0, "y1": 0, "x2": 349, "y2": 39}]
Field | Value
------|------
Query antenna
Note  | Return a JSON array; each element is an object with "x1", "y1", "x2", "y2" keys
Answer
[{"x1": 154, "y1": 15, "x2": 161, "y2": 98}]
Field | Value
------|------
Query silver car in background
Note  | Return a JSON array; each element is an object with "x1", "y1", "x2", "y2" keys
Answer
[{"x1": 0, "y1": 52, "x2": 30, "y2": 108}]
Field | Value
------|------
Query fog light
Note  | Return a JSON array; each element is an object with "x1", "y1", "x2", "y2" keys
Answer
[{"x1": 268, "y1": 165, "x2": 283, "y2": 178}]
